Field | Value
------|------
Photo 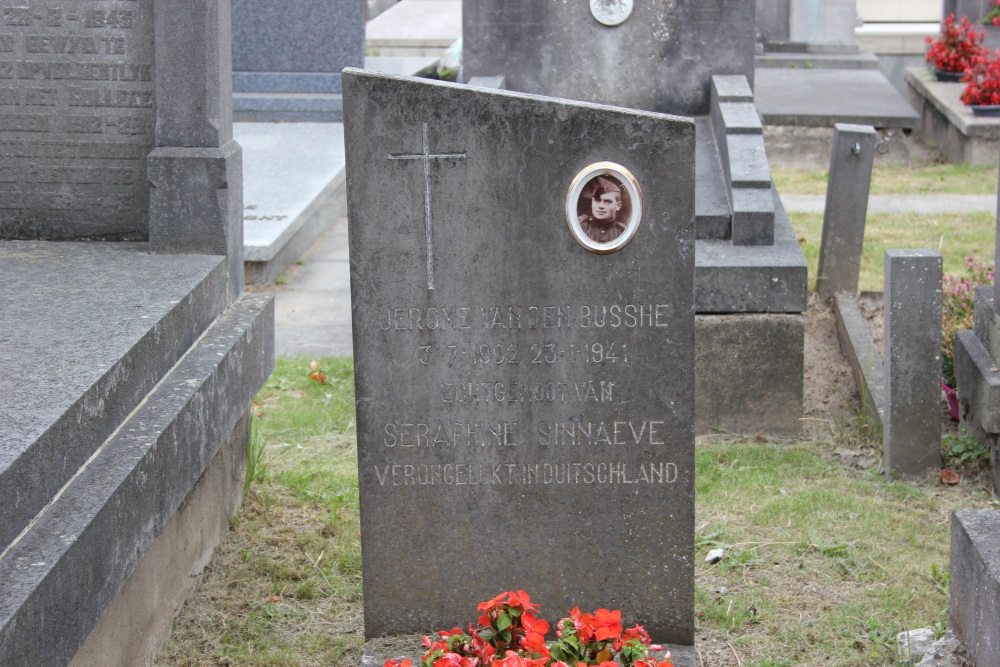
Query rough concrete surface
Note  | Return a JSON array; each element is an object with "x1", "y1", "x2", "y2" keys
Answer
[{"x1": 69, "y1": 411, "x2": 250, "y2": 667}]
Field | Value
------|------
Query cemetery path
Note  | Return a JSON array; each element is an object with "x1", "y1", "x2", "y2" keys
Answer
[
  {"x1": 247, "y1": 214, "x2": 354, "y2": 357},
  {"x1": 783, "y1": 194, "x2": 997, "y2": 215}
]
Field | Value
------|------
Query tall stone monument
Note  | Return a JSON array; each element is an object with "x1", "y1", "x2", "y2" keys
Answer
[
  {"x1": 464, "y1": 0, "x2": 754, "y2": 116},
  {"x1": 0, "y1": 1, "x2": 273, "y2": 664},
  {"x1": 345, "y1": 69, "x2": 696, "y2": 646}
]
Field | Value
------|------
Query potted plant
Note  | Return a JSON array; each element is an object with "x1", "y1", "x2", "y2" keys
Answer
[
  {"x1": 960, "y1": 48, "x2": 1000, "y2": 112},
  {"x1": 926, "y1": 13, "x2": 985, "y2": 81}
]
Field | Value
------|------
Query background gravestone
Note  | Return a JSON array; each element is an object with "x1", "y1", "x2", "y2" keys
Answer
[
  {"x1": 462, "y1": 0, "x2": 754, "y2": 116},
  {"x1": 0, "y1": 1, "x2": 155, "y2": 240},
  {"x1": 345, "y1": 69, "x2": 696, "y2": 645},
  {"x1": 0, "y1": 1, "x2": 273, "y2": 664},
  {"x1": 231, "y1": 0, "x2": 365, "y2": 121}
]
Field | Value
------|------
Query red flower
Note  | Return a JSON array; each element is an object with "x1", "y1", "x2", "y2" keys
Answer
[
  {"x1": 926, "y1": 13, "x2": 984, "y2": 73},
  {"x1": 581, "y1": 608, "x2": 623, "y2": 642}
]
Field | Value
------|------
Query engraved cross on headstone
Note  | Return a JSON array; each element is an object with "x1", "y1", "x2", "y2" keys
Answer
[{"x1": 387, "y1": 122, "x2": 467, "y2": 290}]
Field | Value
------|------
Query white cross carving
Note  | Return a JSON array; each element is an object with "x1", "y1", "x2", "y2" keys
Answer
[{"x1": 387, "y1": 122, "x2": 467, "y2": 290}]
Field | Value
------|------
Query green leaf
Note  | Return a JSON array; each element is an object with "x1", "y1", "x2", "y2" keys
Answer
[{"x1": 497, "y1": 611, "x2": 512, "y2": 631}]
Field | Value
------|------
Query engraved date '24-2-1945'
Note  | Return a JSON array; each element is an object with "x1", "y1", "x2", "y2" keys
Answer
[{"x1": 418, "y1": 341, "x2": 629, "y2": 366}]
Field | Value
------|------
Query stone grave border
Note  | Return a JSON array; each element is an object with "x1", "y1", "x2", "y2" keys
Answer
[{"x1": 818, "y1": 124, "x2": 943, "y2": 477}]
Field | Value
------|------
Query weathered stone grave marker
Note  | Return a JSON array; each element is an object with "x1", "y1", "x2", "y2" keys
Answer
[
  {"x1": 344, "y1": 69, "x2": 696, "y2": 645},
  {"x1": 0, "y1": 1, "x2": 273, "y2": 664}
]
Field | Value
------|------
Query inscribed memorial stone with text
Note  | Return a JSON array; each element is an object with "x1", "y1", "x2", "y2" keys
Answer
[
  {"x1": 344, "y1": 70, "x2": 696, "y2": 645},
  {"x1": 0, "y1": 0, "x2": 153, "y2": 240}
]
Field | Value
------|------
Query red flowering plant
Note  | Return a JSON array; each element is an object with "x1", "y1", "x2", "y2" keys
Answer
[
  {"x1": 961, "y1": 48, "x2": 1000, "y2": 104},
  {"x1": 383, "y1": 591, "x2": 673, "y2": 667},
  {"x1": 925, "y1": 13, "x2": 985, "y2": 74}
]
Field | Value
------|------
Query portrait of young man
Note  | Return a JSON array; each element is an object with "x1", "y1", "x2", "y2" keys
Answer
[{"x1": 577, "y1": 174, "x2": 630, "y2": 244}]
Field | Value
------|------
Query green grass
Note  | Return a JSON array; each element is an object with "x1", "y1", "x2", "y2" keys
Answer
[
  {"x1": 156, "y1": 357, "x2": 363, "y2": 667},
  {"x1": 693, "y1": 438, "x2": 994, "y2": 665},
  {"x1": 773, "y1": 163, "x2": 999, "y2": 196},
  {"x1": 158, "y1": 359, "x2": 999, "y2": 667},
  {"x1": 790, "y1": 211, "x2": 996, "y2": 292}
]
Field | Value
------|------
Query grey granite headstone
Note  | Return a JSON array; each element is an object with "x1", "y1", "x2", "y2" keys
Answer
[
  {"x1": 231, "y1": 0, "x2": 365, "y2": 121},
  {"x1": 0, "y1": 1, "x2": 155, "y2": 240},
  {"x1": 344, "y1": 69, "x2": 696, "y2": 645},
  {"x1": 462, "y1": 0, "x2": 754, "y2": 116}
]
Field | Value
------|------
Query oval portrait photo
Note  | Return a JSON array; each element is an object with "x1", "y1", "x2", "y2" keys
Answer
[{"x1": 565, "y1": 162, "x2": 643, "y2": 254}]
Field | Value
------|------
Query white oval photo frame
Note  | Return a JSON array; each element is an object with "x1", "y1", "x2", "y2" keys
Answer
[{"x1": 565, "y1": 161, "x2": 643, "y2": 255}]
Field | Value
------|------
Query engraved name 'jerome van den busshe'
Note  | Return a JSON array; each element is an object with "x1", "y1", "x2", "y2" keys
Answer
[{"x1": 343, "y1": 70, "x2": 696, "y2": 645}]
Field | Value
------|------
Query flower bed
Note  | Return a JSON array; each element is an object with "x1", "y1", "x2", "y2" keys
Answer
[{"x1": 384, "y1": 591, "x2": 674, "y2": 667}]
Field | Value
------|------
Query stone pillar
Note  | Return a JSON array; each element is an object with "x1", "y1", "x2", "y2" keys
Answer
[
  {"x1": 883, "y1": 249, "x2": 943, "y2": 476},
  {"x1": 816, "y1": 124, "x2": 877, "y2": 300},
  {"x1": 148, "y1": 0, "x2": 244, "y2": 304}
]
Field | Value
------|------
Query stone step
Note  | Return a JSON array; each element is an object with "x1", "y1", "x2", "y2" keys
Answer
[
  {"x1": 0, "y1": 242, "x2": 231, "y2": 556},
  {"x1": 950, "y1": 510, "x2": 1000, "y2": 667},
  {"x1": 0, "y1": 293, "x2": 274, "y2": 667}
]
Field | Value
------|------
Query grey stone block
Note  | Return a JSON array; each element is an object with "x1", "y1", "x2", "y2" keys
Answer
[
  {"x1": 756, "y1": 51, "x2": 881, "y2": 70},
  {"x1": 233, "y1": 71, "x2": 342, "y2": 93},
  {"x1": 696, "y1": 117, "x2": 733, "y2": 241},
  {"x1": 883, "y1": 250, "x2": 942, "y2": 477},
  {"x1": 731, "y1": 187, "x2": 775, "y2": 246},
  {"x1": 695, "y1": 313, "x2": 803, "y2": 434},
  {"x1": 237, "y1": 122, "x2": 347, "y2": 283},
  {"x1": 695, "y1": 189, "x2": 808, "y2": 313},
  {"x1": 755, "y1": 69, "x2": 919, "y2": 128},
  {"x1": 955, "y1": 329, "x2": 1000, "y2": 435},
  {"x1": 719, "y1": 103, "x2": 764, "y2": 135},
  {"x1": 153, "y1": 0, "x2": 233, "y2": 148},
  {"x1": 148, "y1": 140, "x2": 244, "y2": 304},
  {"x1": 972, "y1": 286, "x2": 1000, "y2": 357},
  {"x1": 0, "y1": 294, "x2": 274, "y2": 667},
  {"x1": 463, "y1": 0, "x2": 755, "y2": 116},
  {"x1": 231, "y1": 92, "x2": 345, "y2": 122},
  {"x1": 816, "y1": 124, "x2": 877, "y2": 301},
  {"x1": 232, "y1": 0, "x2": 364, "y2": 75},
  {"x1": 344, "y1": 69, "x2": 695, "y2": 644},
  {"x1": 69, "y1": 410, "x2": 249, "y2": 667},
  {"x1": 0, "y1": 242, "x2": 229, "y2": 555},
  {"x1": 905, "y1": 68, "x2": 1000, "y2": 164},
  {"x1": 230, "y1": 0, "x2": 363, "y2": 121},
  {"x1": 950, "y1": 509, "x2": 1000, "y2": 667},
  {"x1": 712, "y1": 75, "x2": 755, "y2": 104},
  {"x1": 833, "y1": 293, "x2": 886, "y2": 426},
  {"x1": 726, "y1": 134, "x2": 772, "y2": 189}
]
